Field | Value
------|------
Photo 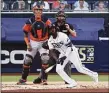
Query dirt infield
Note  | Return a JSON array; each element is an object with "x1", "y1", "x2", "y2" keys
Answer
[{"x1": 1, "y1": 81, "x2": 109, "y2": 93}]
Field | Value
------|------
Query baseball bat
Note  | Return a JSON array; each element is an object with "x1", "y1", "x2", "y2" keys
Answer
[{"x1": 45, "y1": 64, "x2": 56, "y2": 73}]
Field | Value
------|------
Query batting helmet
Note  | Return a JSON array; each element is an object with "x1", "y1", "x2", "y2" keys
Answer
[{"x1": 49, "y1": 24, "x2": 60, "y2": 37}]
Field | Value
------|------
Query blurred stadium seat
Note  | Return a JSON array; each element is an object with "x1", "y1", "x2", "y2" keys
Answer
[{"x1": 1, "y1": 0, "x2": 108, "y2": 12}]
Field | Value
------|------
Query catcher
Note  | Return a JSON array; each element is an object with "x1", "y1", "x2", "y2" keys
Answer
[{"x1": 17, "y1": 2, "x2": 51, "y2": 85}]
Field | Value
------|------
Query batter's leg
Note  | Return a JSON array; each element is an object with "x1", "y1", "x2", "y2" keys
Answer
[
  {"x1": 69, "y1": 47, "x2": 98, "y2": 83},
  {"x1": 56, "y1": 61, "x2": 77, "y2": 88},
  {"x1": 64, "y1": 61, "x2": 71, "y2": 84}
]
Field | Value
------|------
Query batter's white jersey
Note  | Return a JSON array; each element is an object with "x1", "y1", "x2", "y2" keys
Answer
[{"x1": 48, "y1": 32, "x2": 74, "y2": 58}]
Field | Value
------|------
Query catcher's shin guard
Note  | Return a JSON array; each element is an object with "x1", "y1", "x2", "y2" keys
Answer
[
  {"x1": 40, "y1": 67, "x2": 48, "y2": 85},
  {"x1": 41, "y1": 53, "x2": 49, "y2": 82},
  {"x1": 18, "y1": 54, "x2": 33, "y2": 84},
  {"x1": 40, "y1": 67, "x2": 48, "y2": 80},
  {"x1": 33, "y1": 68, "x2": 48, "y2": 84},
  {"x1": 33, "y1": 63, "x2": 49, "y2": 84},
  {"x1": 21, "y1": 65, "x2": 30, "y2": 80},
  {"x1": 33, "y1": 53, "x2": 56, "y2": 84}
]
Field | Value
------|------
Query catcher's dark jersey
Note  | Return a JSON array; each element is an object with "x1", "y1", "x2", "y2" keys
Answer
[
  {"x1": 23, "y1": 15, "x2": 51, "y2": 41},
  {"x1": 53, "y1": 22, "x2": 74, "y2": 36}
]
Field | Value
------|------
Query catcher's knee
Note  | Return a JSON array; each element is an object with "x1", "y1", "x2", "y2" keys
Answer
[
  {"x1": 23, "y1": 54, "x2": 33, "y2": 68},
  {"x1": 41, "y1": 53, "x2": 49, "y2": 69}
]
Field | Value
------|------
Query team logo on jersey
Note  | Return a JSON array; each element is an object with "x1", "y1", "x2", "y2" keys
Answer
[
  {"x1": 52, "y1": 41, "x2": 63, "y2": 48},
  {"x1": 37, "y1": 25, "x2": 40, "y2": 28}
]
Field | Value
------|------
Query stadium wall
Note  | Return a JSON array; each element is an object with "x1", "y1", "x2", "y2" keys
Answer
[{"x1": 1, "y1": 12, "x2": 109, "y2": 73}]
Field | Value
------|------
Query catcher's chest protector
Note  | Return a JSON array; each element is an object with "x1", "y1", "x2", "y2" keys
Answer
[{"x1": 31, "y1": 16, "x2": 49, "y2": 39}]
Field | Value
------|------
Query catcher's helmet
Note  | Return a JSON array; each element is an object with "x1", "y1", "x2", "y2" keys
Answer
[
  {"x1": 50, "y1": 24, "x2": 60, "y2": 32},
  {"x1": 56, "y1": 11, "x2": 66, "y2": 22},
  {"x1": 56, "y1": 11, "x2": 66, "y2": 18}
]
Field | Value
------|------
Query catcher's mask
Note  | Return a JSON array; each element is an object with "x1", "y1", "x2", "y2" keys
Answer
[
  {"x1": 49, "y1": 24, "x2": 60, "y2": 38},
  {"x1": 56, "y1": 11, "x2": 66, "y2": 23}
]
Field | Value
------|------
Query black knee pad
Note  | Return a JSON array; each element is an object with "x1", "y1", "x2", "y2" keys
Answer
[
  {"x1": 24, "y1": 54, "x2": 33, "y2": 66},
  {"x1": 40, "y1": 67, "x2": 48, "y2": 80},
  {"x1": 41, "y1": 53, "x2": 50, "y2": 69},
  {"x1": 48, "y1": 49, "x2": 60, "y2": 66},
  {"x1": 48, "y1": 57, "x2": 56, "y2": 66},
  {"x1": 41, "y1": 53, "x2": 49, "y2": 64}
]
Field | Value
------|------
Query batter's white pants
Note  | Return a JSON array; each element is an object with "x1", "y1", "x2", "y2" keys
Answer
[{"x1": 67, "y1": 46, "x2": 97, "y2": 77}]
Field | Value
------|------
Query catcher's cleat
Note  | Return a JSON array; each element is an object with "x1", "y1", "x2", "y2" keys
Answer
[
  {"x1": 42, "y1": 80, "x2": 48, "y2": 85},
  {"x1": 17, "y1": 79, "x2": 26, "y2": 85},
  {"x1": 33, "y1": 77, "x2": 42, "y2": 84}
]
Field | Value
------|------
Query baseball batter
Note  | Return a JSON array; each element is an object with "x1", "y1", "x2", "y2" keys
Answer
[{"x1": 48, "y1": 24, "x2": 98, "y2": 88}]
